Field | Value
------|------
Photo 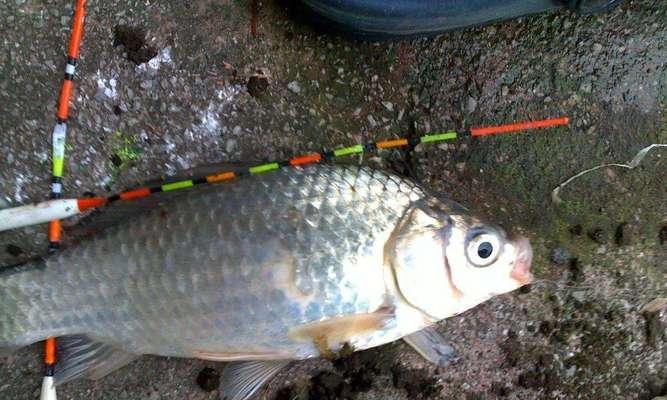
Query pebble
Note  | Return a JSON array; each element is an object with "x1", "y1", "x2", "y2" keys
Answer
[
  {"x1": 465, "y1": 96, "x2": 478, "y2": 113},
  {"x1": 640, "y1": 298, "x2": 666, "y2": 348},
  {"x1": 640, "y1": 298, "x2": 667, "y2": 314},
  {"x1": 225, "y1": 138, "x2": 237, "y2": 153},
  {"x1": 580, "y1": 82, "x2": 592, "y2": 93},
  {"x1": 287, "y1": 81, "x2": 301, "y2": 94},
  {"x1": 550, "y1": 247, "x2": 571, "y2": 265},
  {"x1": 571, "y1": 291, "x2": 587, "y2": 303}
]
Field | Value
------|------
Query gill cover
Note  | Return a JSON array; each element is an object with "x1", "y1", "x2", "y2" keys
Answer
[{"x1": 389, "y1": 201, "x2": 454, "y2": 321}]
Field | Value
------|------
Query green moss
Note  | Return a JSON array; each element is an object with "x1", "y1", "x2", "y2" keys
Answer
[{"x1": 110, "y1": 130, "x2": 143, "y2": 171}]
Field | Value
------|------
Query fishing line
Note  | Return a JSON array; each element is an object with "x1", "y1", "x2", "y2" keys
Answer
[{"x1": 552, "y1": 143, "x2": 666, "y2": 204}]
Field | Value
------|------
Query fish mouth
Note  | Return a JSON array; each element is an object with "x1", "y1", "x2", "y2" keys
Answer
[{"x1": 510, "y1": 237, "x2": 533, "y2": 286}]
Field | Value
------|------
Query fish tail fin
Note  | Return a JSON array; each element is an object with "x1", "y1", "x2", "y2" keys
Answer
[{"x1": 54, "y1": 335, "x2": 139, "y2": 385}]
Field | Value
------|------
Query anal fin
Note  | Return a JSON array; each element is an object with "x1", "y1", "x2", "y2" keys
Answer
[
  {"x1": 220, "y1": 360, "x2": 290, "y2": 400},
  {"x1": 54, "y1": 335, "x2": 139, "y2": 385}
]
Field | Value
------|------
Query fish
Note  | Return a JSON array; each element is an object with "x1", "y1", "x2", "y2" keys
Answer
[{"x1": 0, "y1": 164, "x2": 533, "y2": 400}]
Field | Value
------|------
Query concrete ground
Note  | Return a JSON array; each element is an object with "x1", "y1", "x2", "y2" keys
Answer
[{"x1": 1, "y1": 0, "x2": 665, "y2": 399}]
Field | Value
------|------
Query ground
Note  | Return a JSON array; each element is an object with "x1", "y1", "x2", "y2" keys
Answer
[{"x1": 0, "y1": 0, "x2": 665, "y2": 399}]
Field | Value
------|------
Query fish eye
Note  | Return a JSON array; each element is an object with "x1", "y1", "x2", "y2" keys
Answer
[
  {"x1": 466, "y1": 230, "x2": 501, "y2": 267},
  {"x1": 477, "y1": 242, "x2": 493, "y2": 258}
]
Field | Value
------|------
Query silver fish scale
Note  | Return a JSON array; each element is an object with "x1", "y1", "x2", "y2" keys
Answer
[{"x1": 1, "y1": 165, "x2": 425, "y2": 358}]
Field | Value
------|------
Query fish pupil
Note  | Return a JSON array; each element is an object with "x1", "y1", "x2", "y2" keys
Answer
[{"x1": 477, "y1": 242, "x2": 493, "y2": 259}]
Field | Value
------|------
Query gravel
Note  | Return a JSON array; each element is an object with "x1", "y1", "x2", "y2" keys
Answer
[{"x1": 0, "y1": 0, "x2": 665, "y2": 399}]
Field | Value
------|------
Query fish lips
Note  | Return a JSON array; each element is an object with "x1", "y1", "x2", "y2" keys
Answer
[{"x1": 510, "y1": 237, "x2": 533, "y2": 286}]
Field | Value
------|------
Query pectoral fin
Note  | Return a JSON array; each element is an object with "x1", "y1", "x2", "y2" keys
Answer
[
  {"x1": 288, "y1": 307, "x2": 394, "y2": 357},
  {"x1": 219, "y1": 360, "x2": 290, "y2": 400},
  {"x1": 54, "y1": 335, "x2": 139, "y2": 385},
  {"x1": 403, "y1": 326, "x2": 457, "y2": 367}
]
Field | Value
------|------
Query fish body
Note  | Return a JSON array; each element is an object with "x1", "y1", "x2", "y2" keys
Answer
[{"x1": 0, "y1": 165, "x2": 532, "y2": 397}]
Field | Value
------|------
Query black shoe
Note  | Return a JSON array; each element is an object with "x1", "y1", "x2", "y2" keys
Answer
[
  {"x1": 300, "y1": 0, "x2": 624, "y2": 38},
  {"x1": 569, "y1": 0, "x2": 623, "y2": 14}
]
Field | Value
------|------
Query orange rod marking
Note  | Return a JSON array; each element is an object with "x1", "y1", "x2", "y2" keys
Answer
[
  {"x1": 44, "y1": 338, "x2": 56, "y2": 365},
  {"x1": 67, "y1": 0, "x2": 87, "y2": 59},
  {"x1": 376, "y1": 138, "x2": 408, "y2": 149},
  {"x1": 119, "y1": 188, "x2": 152, "y2": 200},
  {"x1": 206, "y1": 172, "x2": 237, "y2": 183},
  {"x1": 57, "y1": 80, "x2": 73, "y2": 120},
  {"x1": 290, "y1": 153, "x2": 322, "y2": 166},
  {"x1": 471, "y1": 117, "x2": 569, "y2": 137},
  {"x1": 48, "y1": 220, "x2": 62, "y2": 243},
  {"x1": 77, "y1": 197, "x2": 107, "y2": 211}
]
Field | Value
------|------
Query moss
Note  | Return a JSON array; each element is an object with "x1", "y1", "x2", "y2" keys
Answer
[
  {"x1": 108, "y1": 130, "x2": 143, "y2": 183},
  {"x1": 110, "y1": 131, "x2": 142, "y2": 166}
]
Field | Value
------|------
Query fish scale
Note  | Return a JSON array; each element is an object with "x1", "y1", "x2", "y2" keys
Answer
[{"x1": 1, "y1": 165, "x2": 425, "y2": 360}]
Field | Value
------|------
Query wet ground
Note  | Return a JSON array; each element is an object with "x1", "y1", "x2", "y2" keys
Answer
[{"x1": 0, "y1": 0, "x2": 665, "y2": 399}]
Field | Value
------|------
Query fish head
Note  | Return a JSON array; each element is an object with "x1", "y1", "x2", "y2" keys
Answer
[{"x1": 389, "y1": 200, "x2": 533, "y2": 321}]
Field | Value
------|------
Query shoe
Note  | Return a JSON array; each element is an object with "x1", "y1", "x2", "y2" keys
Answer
[{"x1": 300, "y1": 0, "x2": 624, "y2": 38}]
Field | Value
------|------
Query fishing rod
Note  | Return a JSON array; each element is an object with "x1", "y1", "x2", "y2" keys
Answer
[
  {"x1": 1, "y1": 116, "x2": 569, "y2": 233},
  {"x1": 40, "y1": 1, "x2": 88, "y2": 399}
]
